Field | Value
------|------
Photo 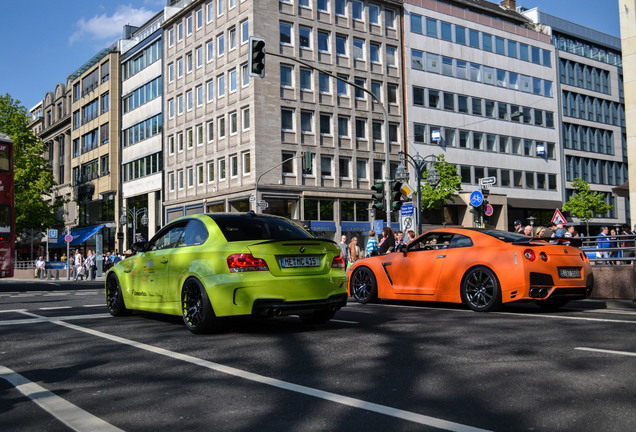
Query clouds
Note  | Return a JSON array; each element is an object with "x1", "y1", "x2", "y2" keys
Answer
[{"x1": 69, "y1": 4, "x2": 157, "y2": 45}]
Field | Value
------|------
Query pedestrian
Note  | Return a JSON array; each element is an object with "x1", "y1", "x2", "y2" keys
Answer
[
  {"x1": 523, "y1": 225, "x2": 533, "y2": 237},
  {"x1": 366, "y1": 230, "x2": 379, "y2": 257},
  {"x1": 378, "y1": 227, "x2": 395, "y2": 254},
  {"x1": 547, "y1": 222, "x2": 564, "y2": 243},
  {"x1": 513, "y1": 220, "x2": 523, "y2": 233},
  {"x1": 53, "y1": 253, "x2": 58, "y2": 262},
  {"x1": 609, "y1": 229, "x2": 619, "y2": 265},
  {"x1": 620, "y1": 224, "x2": 634, "y2": 265},
  {"x1": 74, "y1": 250, "x2": 84, "y2": 281},
  {"x1": 596, "y1": 226, "x2": 611, "y2": 264},
  {"x1": 34, "y1": 256, "x2": 46, "y2": 279},
  {"x1": 90, "y1": 250, "x2": 97, "y2": 279},
  {"x1": 564, "y1": 225, "x2": 575, "y2": 239},
  {"x1": 407, "y1": 230, "x2": 416, "y2": 242},
  {"x1": 61, "y1": 253, "x2": 66, "y2": 262},
  {"x1": 533, "y1": 226, "x2": 546, "y2": 239},
  {"x1": 394, "y1": 230, "x2": 406, "y2": 251},
  {"x1": 349, "y1": 237, "x2": 361, "y2": 263},
  {"x1": 337, "y1": 234, "x2": 351, "y2": 269}
]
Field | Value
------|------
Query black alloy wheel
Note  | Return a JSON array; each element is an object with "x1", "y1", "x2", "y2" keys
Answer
[
  {"x1": 181, "y1": 278, "x2": 219, "y2": 334},
  {"x1": 461, "y1": 267, "x2": 502, "y2": 312},
  {"x1": 106, "y1": 274, "x2": 132, "y2": 317},
  {"x1": 350, "y1": 267, "x2": 378, "y2": 304}
]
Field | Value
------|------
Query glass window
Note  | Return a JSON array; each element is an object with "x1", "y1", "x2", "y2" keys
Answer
[
  {"x1": 321, "y1": 156, "x2": 332, "y2": 176},
  {"x1": 442, "y1": 57, "x2": 453, "y2": 76},
  {"x1": 533, "y1": 77, "x2": 542, "y2": 95},
  {"x1": 336, "y1": 35, "x2": 347, "y2": 56},
  {"x1": 456, "y1": 61, "x2": 467, "y2": 79},
  {"x1": 483, "y1": 66, "x2": 494, "y2": 85},
  {"x1": 459, "y1": 130, "x2": 469, "y2": 148},
  {"x1": 509, "y1": 72, "x2": 519, "y2": 90},
  {"x1": 441, "y1": 22, "x2": 452, "y2": 41},
  {"x1": 473, "y1": 132, "x2": 483, "y2": 150},
  {"x1": 460, "y1": 166, "x2": 471, "y2": 183},
  {"x1": 300, "y1": 69, "x2": 312, "y2": 90},
  {"x1": 386, "y1": 46, "x2": 397, "y2": 66},
  {"x1": 469, "y1": 30, "x2": 479, "y2": 48},
  {"x1": 338, "y1": 116, "x2": 349, "y2": 137},
  {"x1": 482, "y1": 33, "x2": 492, "y2": 51},
  {"x1": 458, "y1": 96, "x2": 468, "y2": 113},
  {"x1": 445, "y1": 128, "x2": 456, "y2": 147},
  {"x1": 352, "y1": 1, "x2": 363, "y2": 20},
  {"x1": 280, "y1": 65, "x2": 293, "y2": 87},
  {"x1": 472, "y1": 98, "x2": 482, "y2": 116},
  {"x1": 318, "y1": 32, "x2": 329, "y2": 52},
  {"x1": 411, "y1": 14, "x2": 422, "y2": 34},
  {"x1": 353, "y1": 39, "x2": 364, "y2": 59},
  {"x1": 543, "y1": 49, "x2": 551, "y2": 67},
  {"x1": 499, "y1": 136, "x2": 509, "y2": 153},
  {"x1": 411, "y1": 49, "x2": 424, "y2": 70},
  {"x1": 370, "y1": 43, "x2": 380, "y2": 63},
  {"x1": 320, "y1": 114, "x2": 331, "y2": 135},
  {"x1": 544, "y1": 81, "x2": 553, "y2": 97},
  {"x1": 495, "y1": 37, "x2": 505, "y2": 55},
  {"x1": 507, "y1": 40, "x2": 517, "y2": 58},
  {"x1": 498, "y1": 102, "x2": 508, "y2": 120},
  {"x1": 299, "y1": 26, "x2": 311, "y2": 49},
  {"x1": 426, "y1": 53, "x2": 439, "y2": 73},
  {"x1": 455, "y1": 26, "x2": 466, "y2": 45},
  {"x1": 428, "y1": 90, "x2": 440, "y2": 108},
  {"x1": 369, "y1": 5, "x2": 380, "y2": 24},
  {"x1": 335, "y1": 0, "x2": 346, "y2": 16},
  {"x1": 280, "y1": 22, "x2": 292, "y2": 45},
  {"x1": 414, "y1": 123, "x2": 425, "y2": 143},
  {"x1": 496, "y1": 69, "x2": 507, "y2": 87},
  {"x1": 531, "y1": 46, "x2": 541, "y2": 64},
  {"x1": 301, "y1": 111, "x2": 313, "y2": 133},
  {"x1": 281, "y1": 108, "x2": 294, "y2": 131},
  {"x1": 319, "y1": 73, "x2": 330, "y2": 93},
  {"x1": 524, "y1": 140, "x2": 533, "y2": 156},
  {"x1": 485, "y1": 100, "x2": 495, "y2": 118},
  {"x1": 469, "y1": 63, "x2": 481, "y2": 82},
  {"x1": 443, "y1": 92, "x2": 454, "y2": 111},
  {"x1": 426, "y1": 18, "x2": 437, "y2": 37}
]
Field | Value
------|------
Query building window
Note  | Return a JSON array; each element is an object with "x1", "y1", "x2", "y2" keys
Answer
[
  {"x1": 281, "y1": 108, "x2": 294, "y2": 131},
  {"x1": 321, "y1": 156, "x2": 333, "y2": 177},
  {"x1": 280, "y1": 22, "x2": 292, "y2": 45}
]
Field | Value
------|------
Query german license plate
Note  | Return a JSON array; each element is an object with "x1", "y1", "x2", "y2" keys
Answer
[
  {"x1": 559, "y1": 268, "x2": 581, "y2": 278},
  {"x1": 280, "y1": 256, "x2": 320, "y2": 268}
]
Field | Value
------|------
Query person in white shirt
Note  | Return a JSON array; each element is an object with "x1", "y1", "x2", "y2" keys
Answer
[
  {"x1": 74, "y1": 250, "x2": 83, "y2": 281},
  {"x1": 34, "y1": 256, "x2": 46, "y2": 278}
]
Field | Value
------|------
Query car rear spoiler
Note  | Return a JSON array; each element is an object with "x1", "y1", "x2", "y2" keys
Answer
[{"x1": 512, "y1": 237, "x2": 582, "y2": 248}]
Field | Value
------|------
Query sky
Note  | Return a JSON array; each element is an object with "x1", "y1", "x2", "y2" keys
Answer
[{"x1": 0, "y1": 0, "x2": 622, "y2": 112}]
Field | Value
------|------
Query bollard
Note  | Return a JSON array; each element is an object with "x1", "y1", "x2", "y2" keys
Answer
[
  {"x1": 55, "y1": 269, "x2": 59, "y2": 280},
  {"x1": 47, "y1": 269, "x2": 52, "y2": 280},
  {"x1": 88, "y1": 266, "x2": 93, "y2": 280}
]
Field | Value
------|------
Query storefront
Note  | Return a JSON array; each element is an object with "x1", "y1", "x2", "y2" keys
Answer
[
  {"x1": 341, "y1": 222, "x2": 371, "y2": 253},
  {"x1": 308, "y1": 221, "x2": 336, "y2": 242}
]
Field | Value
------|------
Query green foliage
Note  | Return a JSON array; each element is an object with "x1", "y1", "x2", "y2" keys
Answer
[
  {"x1": 562, "y1": 178, "x2": 613, "y2": 236},
  {"x1": 420, "y1": 154, "x2": 462, "y2": 212},
  {"x1": 0, "y1": 93, "x2": 63, "y2": 234}
]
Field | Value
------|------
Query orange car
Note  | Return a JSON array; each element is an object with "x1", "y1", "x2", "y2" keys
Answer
[{"x1": 348, "y1": 228, "x2": 594, "y2": 312}]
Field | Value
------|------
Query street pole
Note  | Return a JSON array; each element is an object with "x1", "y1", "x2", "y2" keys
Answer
[
  {"x1": 66, "y1": 226, "x2": 70, "y2": 281},
  {"x1": 398, "y1": 152, "x2": 439, "y2": 236}
]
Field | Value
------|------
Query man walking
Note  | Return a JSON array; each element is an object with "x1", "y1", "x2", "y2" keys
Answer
[
  {"x1": 547, "y1": 222, "x2": 565, "y2": 243},
  {"x1": 337, "y1": 234, "x2": 351, "y2": 268},
  {"x1": 597, "y1": 226, "x2": 611, "y2": 264}
]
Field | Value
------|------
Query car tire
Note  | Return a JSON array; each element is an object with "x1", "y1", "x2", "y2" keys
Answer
[
  {"x1": 534, "y1": 298, "x2": 569, "y2": 311},
  {"x1": 461, "y1": 266, "x2": 502, "y2": 312},
  {"x1": 350, "y1": 267, "x2": 378, "y2": 304},
  {"x1": 106, "y1": 274, "x2": 132, "y2": 317},
  {"x1": 299, "y1": 309, "x2": 337, "y2": 325},
  {"x1": 181, "y1": 278, "x2": 219, "y2": 334}
]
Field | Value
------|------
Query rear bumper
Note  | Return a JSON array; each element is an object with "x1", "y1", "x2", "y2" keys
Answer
[
  {"x1": 529, "y1": 272, "x2": 594, "y2": 301},
  {"x1": 252, "y1": 294, "x2": 348, "y2": 317}
]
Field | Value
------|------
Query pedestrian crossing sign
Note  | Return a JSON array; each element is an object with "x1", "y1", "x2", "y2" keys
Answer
[{"x1": 551, "y1": 209, "x2": 567, "y2": 225}]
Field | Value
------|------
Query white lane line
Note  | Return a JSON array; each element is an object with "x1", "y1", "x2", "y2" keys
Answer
[
  {"x1": 83, "y1": 304, "x2": 105, "y2": 308},
  {"x1": 331, "y1": 319, "x2": 359, "y2": 324},
  {"x1": 0, "y1": 365, "x2": 124, "y2": 432},
  {"x1": 0, "y1": 313, "x2": 111, "y2": 326},
  {"x1": 0, "y1": 309, "x2": 27, "y2": 313},
  {"x1": 43, "y1": 293, "x2": 70, "y2": 296},
  {"x1": 76, "y1": 292, "x2": 99, "y2": 296},
  {"x1": 495, "y1": 311, "x2": 636, "y2": 325},
  {"x1": 39, "y1": 306, "x2": 72, "y2": 311},
  {"x1": 575, "y1": 347, "x2": 636, "y2": 357},
  {"x1": 21, "y1": 313, "x2": 490, "y2": 432}
]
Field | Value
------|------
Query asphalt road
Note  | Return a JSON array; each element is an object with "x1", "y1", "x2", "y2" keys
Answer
[{"x1": 1, "y1": 279, "x2": 636, "y2": 432}]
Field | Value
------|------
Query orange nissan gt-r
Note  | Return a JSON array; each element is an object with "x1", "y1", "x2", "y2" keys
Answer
[{"x1": 348, "y1": 228, "x2": 594, "y2": 312}]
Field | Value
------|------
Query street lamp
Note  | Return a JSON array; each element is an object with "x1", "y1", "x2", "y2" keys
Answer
[
  {"x1": 24, "y1": 228, "x2": 42, "y2": 263},
  {"x1": 120, "y1": 207, "x2": 148, "y2": 250},
  {"x1": 397, "y1": 152, "x2": 439, "y2": 235}
]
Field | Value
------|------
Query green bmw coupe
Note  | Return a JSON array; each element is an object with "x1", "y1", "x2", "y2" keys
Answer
[{"x1": 105, "y1": 212, "x2": 348, "y2": 333}]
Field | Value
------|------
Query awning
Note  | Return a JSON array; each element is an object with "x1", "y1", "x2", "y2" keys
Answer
[
  {"x1": 52, "y1": 225, "x2": 104, "y2": 247},
  {"x1": 612, "y1": 181, "x2": 629, "y2": 198},
  {"x1": 507, "y1": 198, "x2": 564, "y2": 209}
]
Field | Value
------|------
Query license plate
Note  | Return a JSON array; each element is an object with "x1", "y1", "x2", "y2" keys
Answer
[
  {"x1": 280, "y1": 256, "x2": 320, "y2": 268},
  {"x1": 559, "y1": 268, "x2": 581, "y2": 278}
]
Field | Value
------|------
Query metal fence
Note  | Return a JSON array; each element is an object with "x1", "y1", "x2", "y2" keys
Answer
[{"x1": 578, "y1": 234, "x2": 636, "y2": 265}]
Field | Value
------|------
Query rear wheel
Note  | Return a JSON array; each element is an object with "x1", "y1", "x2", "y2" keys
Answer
[
  {"x1": 181, "y1": 278, "x2": 219, "y2": 334},
  {"x1": 299, "y1": 309, "x2": 337, "y2": 325},
  {"x1": 350, "y1": 267, "x2": 378, "y2": 304},
  {"x1": 534, "y1": 298, "x2": 569, "y2": 311},
  {"x1": 461, "y1": 267, "x2": 502, "y2": 312},
  {"x1": 106, "y1": 274, "x2": 132, "y2": 317}
]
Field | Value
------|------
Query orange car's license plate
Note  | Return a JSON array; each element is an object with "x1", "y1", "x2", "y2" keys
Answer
[
  {"x1": 280, "y1": 256, "x2": 320, "y2": 268},
  {"x1": 559, "y1": 268, "x2": 581, "y2": 278}
]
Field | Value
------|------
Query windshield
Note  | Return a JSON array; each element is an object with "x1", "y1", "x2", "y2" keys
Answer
[{"x1": 211, "y1": 215, "x2": 312, "y2": 242}]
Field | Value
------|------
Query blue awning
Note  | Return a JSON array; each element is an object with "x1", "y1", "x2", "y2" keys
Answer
[{"x1": 52, "y1": 225, "x2": 104, "y2": 247}]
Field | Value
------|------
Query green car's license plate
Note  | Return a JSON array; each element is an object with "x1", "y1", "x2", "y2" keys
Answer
[
  {"x1": 280, "y1": 256, "x2": 320, "y2": 268},
  {"x1": 559, "y1": 268, "x2": 581, "y2": 278}
]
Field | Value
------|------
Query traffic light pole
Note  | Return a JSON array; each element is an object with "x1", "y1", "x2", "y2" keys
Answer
[
  {"x1": 262, "y1": 51, "x2": 393, "y2": 227},
  {"x1": 398, "y1": 152, "x2": 437, "y2": 236}
]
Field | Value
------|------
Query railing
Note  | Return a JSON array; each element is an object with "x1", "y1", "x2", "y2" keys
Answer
[{"x1": 577, "y1": 234, "x2": 636, "y2": 265}]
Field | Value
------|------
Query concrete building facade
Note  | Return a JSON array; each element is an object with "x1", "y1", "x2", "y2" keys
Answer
[
  {"x1": 161, "y1": 0, "x2": 404, "y2": 243},
  {"x1": 403, "y1": 0, "x2": 561, "y2": 230},
  {"x1": 523, "y1": 6, "x2": 629, "y2": 231}
]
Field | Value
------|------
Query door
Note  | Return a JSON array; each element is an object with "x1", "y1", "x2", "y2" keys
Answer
[{"x1": 387, "y1": 232, "x2": 456, "y2": 296}]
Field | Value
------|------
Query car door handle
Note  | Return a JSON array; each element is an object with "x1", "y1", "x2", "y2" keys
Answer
[
  {"x1": 161, "y1": 258, "x2": 168, "y2": 264},
  {"x1": 436, "y1": 255, "x2": 446, "y2": 259},
  {"x1": 123, "y1": 269, "x2": 131, "y2": 273}
]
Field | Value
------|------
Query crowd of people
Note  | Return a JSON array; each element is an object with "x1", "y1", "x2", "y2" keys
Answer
[
  {"x1": 33, "y1": 250, "x2": 126, "y2": 279},
  {"x1": 337, "y1": 228, "x2": 416, "y2": 269}
]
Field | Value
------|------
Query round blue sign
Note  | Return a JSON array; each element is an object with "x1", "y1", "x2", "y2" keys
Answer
[
  {"x1": 485, "y1": 204, "x2": 494, "y2": 217},
  {"x1": 470, "y1": 190, "x2": 484, "y2": 207}
]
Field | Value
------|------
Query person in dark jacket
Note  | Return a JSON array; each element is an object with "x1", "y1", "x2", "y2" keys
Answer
[{"x1": 378, "y1": 227, "x2": 395, "y2": 255}]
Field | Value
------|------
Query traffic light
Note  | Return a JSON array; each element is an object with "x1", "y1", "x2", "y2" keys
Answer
[
  {"x1": 371, "y1": 182, "x2": 385, "y2": 211},
  {"x1": 302, "y1": 150, "x2": 312, "y2": 173},
  {"x1": 390, "y1": 181, "x2": 406, "y2": 212},
  {"x1": 249, "y1": 36, "x2": 266, "y2": 78}
]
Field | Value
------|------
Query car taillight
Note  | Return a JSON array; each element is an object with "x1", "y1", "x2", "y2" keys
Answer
[
  {"x1": 539, "y1": 252, "x2": 548, "y2": 262},
  {"x1": 524, "y1": 249, "x2": 536, "y2": 261},
  {"x1": 227, "y1": 254, "x2": 269, "y2": 273},
  {"x1": 332, "y1": 253, "x2": 345, "y2": 269}
]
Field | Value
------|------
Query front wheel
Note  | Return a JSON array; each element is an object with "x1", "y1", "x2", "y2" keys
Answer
[
  {"x1": 534, "y1": 298, "x2": 569, "y2": 311},
  {"x1": 461, "y1": 267, "x2": 502, "y2": 312},
  {"x1": 181, "y1": 278, "x2": 219, "y2": 334},
  {"x1": 350, "y1": 267, "x2": 378, "y2": 304},
  {"x1": 299, "y1": 309, "x2": 337, "y2": 325},
  {"x1": 106, "y1": 274, "x2": 132, "y2": 317}
]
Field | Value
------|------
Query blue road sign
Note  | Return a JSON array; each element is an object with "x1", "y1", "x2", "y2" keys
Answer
[
  {"x1": 373, "y1": 220, "x2": 384, "y2": 233},
  {"x1": 470, "y1": 190, "x2": 484, "y2": 207},
  {"x1": 400, "y1": 203, "x2": 414, "y2": 216}
]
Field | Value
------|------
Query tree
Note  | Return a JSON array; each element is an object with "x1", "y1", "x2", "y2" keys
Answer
[
  {"x1": 0, "y1": 93, "x2": 63, "y2": 234},
  {"x1": 562, "y1": 178, "x2": 613, "y2": 236},
  {"x1": 420, "y1": 154, "x2": 462, "y2": 226}
]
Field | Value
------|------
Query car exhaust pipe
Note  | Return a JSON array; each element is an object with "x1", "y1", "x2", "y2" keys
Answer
[
  {"x1": 539, "y1": 288, "x2": 548, "y2": 298},
  {"x1": 272, "y1": 308, "x2": 282, "y2": 317},
  {"x1": 328, "y1": 303, "x2": 337, "y2": 312},
  {"x1": 265, "y1": 309, "x2": 274, "y2": 318},
  {"x1": 530, "y1": 287, "x2": 539, "y2": 298}
]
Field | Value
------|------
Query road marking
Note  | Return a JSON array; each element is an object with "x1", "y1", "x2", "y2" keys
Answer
[
  {"x1": 76, "y1": 292, "x2": 99, "y2": 296},
  {"x1": 39, "y1": 306, "x2": 72, "y2": 311},
  {"x1": 0, "y1": 309, "x2": 27, "y2": 313},
  {"x1": 83, "y1": 304, "x2": 105, "y2": 308},
  {"x1": 43, "y1": 293, "x2": 70, "y2": 296},
  {"x1": 575, "y1": 347, "x2": 636, "y2": 357},
  {"x1": 17, "y1": 311, "x2": 490, "y2": 432},
  {"x1": 0, "y1": 313, "x2": 111, "y2": 326},
  {"x1": 331, "y1": 319, "x2": 359, "y2": 324},
  {"x1": 0, "y1": 365, "x2": 123, "y2": 432}
]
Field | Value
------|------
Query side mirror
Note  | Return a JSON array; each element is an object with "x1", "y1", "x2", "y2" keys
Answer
[
  {"x1": 132, "y1": 241, "x2": 147, "y2": 252},
  {"x1": 399, "y1": 244, "x2": 408, "y2": 253}
]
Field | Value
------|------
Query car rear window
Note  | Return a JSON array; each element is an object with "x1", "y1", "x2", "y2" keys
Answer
[
  {"x1": 211, "y1": 215, "x2": 312, "y2": 242},
  {"x1": 479, "y1": 229, "x2": 528, "y2": 243}
]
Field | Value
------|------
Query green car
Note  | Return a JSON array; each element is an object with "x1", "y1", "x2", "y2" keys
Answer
[{"x1": 105, "y1": 212, "x2": 348, "y2": 333}]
